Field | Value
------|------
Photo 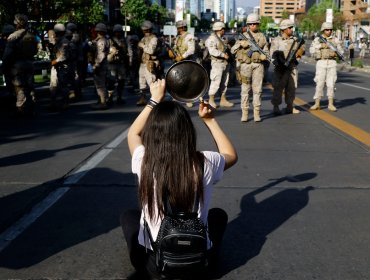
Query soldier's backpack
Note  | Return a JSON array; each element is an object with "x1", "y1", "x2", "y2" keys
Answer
[
  {"x1": 144, "y1": 197, "x2": 208, "y2": 279},
  {"x1": 17, "y1": 30, "x2": 38, "y2": 60}
]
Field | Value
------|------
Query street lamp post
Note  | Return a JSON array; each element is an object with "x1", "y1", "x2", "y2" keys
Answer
[{"x1": 120, "y1": 0, "x2": 127, "y2": 37}]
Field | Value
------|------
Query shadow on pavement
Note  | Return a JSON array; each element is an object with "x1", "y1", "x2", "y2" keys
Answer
[
  {"x1": 0, "y1": 168, "x2": 137, "y2": 269},
  {"x1": 218, "y1": 173, "x2": 316, "y2": 278},
  {"x1": 0, "y1": 143, "x2": 98, "y2": 167}
]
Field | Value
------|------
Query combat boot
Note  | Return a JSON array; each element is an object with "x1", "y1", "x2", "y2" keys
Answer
[
  {"x1": 209, "y1": 95, "x2": 217, "y2": 108},
  {"x1": 220, "y1": 94, "x2": 234, "y2": 107},
  {"x1": 254, "y1": 107, "x2": 261, "y2": 122},
  {"x1": 328, "y1": 98, "x2": 337, "y2": 112},
  {"x1": 241, "y1": 110, "x2": 248, "y2": 122},
  {"x1": 310, "y1": 98, "x2": 321, "y2": 110}
]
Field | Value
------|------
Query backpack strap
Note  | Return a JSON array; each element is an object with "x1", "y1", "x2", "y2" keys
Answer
[
  {"x1": 165, "y1": 192, "x2": 199, "y2": 215},
  {"x1": 143, "y1": 215, "x2": 156, "y2": 251}
]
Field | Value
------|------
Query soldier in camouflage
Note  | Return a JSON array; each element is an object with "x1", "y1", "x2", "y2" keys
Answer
[
  {"x1": 66, "y1": 22, "x2": 83, "y2": 101},
  {"x1": 309, "y1": 22, "x2": 343, "y2": 112},
  {"x1": 107, "y1": 24, "x2": 132, "y2": 105},
  {"x1": 90, "y1": 23, "x2": 110, "y2": 110},
  {"x1": 170, "y1": 20, "x2": 197, "y2": 107},
  {"x1": 205, "y1": 21, "x2": 234, "y2": 108},
  {"x1": 137, "y1": 20, "x2": 160, "y2": 106},
  {"x1": 49, "y1": 23, "x2": 72, "y2": 111},
  {"x1": 2, "y1": 14, "x2": 38, "y2": 116},
  {"x1": 231, "y1": 13, "x2": 269, "y2": 122},
  {"x1": 171, "y1": 20, "x2": 196, "y2": 62},
  {"x1": 270, "y1": 19, "x2": 305, "y2": 115}
]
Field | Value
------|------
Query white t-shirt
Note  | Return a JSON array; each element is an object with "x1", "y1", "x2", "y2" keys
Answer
[{"x1": 131, "y1": 145, "x2": 225, "y2": 250}]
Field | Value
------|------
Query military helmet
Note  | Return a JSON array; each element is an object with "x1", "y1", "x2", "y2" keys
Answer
[
  {"x1": 279, "y1": 19, "x2": 295, "y2": 30},
  {"x1": 95, "y1": 23, "x2": 107, "y2": 33},
  {"x1": 66, "y1": 22, "x2": 77, "y2": 31},
  {"x1": 2, "y1": 24, "x2": 15, "y2": 35},
  {"x1": 65, "y1": 29, "x2": 73, "y2": 37},
  {"x1": 212, "y1": 21, "x2": 225, "y2": 31},
  {"x1": 54, "y1": 23, "x2": 66, "y2": 33},
  {"x1": 113, "y1": 24, "x2": 123, "y2": 33},
  {"x1": 141, "y1": 20, "x2": 153, "y2": 30},
  {"x1": 247, "y1": 13, "x2": 260, "y2": 24},
  {"x1": 321, "y1": 22, "x2": 333, "y2": 31},
  {"x1": 176, "y1": 20, "x2": 187, "y2": 28},
  {"x1": 14, "y1": 14, "x2": 28, "y2": 27}
]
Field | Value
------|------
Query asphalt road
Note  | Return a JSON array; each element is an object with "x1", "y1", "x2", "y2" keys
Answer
[{"x1": 0, "y1": 58, "x2": 369, "y2": 279}]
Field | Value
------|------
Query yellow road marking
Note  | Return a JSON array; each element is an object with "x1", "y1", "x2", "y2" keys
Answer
[{"x1": 294, "y1": 97, "x2": 370, "y2": 147}]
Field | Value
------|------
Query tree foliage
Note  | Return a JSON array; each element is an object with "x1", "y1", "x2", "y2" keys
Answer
[
  {"x1": 120, "y1": 1, "x2": 168, "y2": 32},
  {"x1": 72, "y1": 0, "x2": 105, "y2": 25},
  {"x1": 260, "y1": 16, "x2": 275, "y2": 33},
  {"x1": 297, "y1": 0, "x2": 344, "y2": 33}
]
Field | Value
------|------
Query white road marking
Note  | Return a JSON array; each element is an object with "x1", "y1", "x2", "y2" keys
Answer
[
  {"x1": 0, "y1": 128, "x2": 130, "y2": 252},
  {"x1": 339, "y1": 82, "x2": 370, "y2": 91}
]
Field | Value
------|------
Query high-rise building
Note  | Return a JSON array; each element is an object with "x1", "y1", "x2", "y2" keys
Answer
[
  {"x1": 341, "y1": 0, "x2": 370, "y2": 40},
  {"x1": 260, "y1": 0, "x2": 301, "y2": 22}
]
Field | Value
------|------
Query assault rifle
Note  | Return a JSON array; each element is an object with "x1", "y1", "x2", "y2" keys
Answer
[
  {"x1": 214, "y1": 32, "x2": 232, "y2": 60},
  {"x1": 284, "y1": 37, "x2": 305, "y2": 68},
  {"x1": 239, "y1": 31, "x2": 272, "y2": 63},
  {"x1": 164, "y1": 42, "x2": 179, "y2": 59},
  {"x1": 318, "y1": 35, "x2": 348, "y2": 64}
]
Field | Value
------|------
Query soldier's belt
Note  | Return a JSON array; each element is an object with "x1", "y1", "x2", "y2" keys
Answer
[{"x1": 211, "y1": 56, "x2": 227, "y2": 62}]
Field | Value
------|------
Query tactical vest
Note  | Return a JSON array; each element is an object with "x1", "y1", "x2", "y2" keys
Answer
[
  {"x1": 142, "y1": 34, "x2": 159, "y2": 63},
  {"x1": 175, "y1": 33, "x2": 188, "y2": 55}
]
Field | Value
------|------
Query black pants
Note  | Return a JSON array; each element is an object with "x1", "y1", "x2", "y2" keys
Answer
[{"x1": 120, "y1": 208, "x2": 228, "y2": 279}]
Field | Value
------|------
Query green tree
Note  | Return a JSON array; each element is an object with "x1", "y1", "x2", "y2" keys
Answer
[
  {"x1": 281, "y1": 10, "x2": 290, "y2": 20},
  {"x1": 69, "y1": 0, "x2": 105, "y2": 25},
  {"x1": 121, "y1": 0, "x2": 149, "y2": 30},
  {"x1": 298, "y1": 0, "x2": 344, "y2": 33},
  {"x1": 260, "y1": 16, "x2": 274, "y2": 33}
]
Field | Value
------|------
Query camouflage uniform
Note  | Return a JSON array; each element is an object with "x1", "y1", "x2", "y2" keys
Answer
[
  {"x1": 173, "y1": 22, "x2": 196, "y2": 62},
  {"x1": 2, "y1": 14, "x2": 38, "y2": 115},
  {"x1": 107, "y1": 24, "x2": 132, "y2": 104},
  {"x1": 309, "y1": 22, "x2": 343, "y2": 112},
  {"x1": 172, "y1": 20, "x2": 197, "y2": 107},
  {"x1": 50, "y1": 24, "x2": 72, "y2": 110},
  {"x1": 66, "y1": 22, "x2": 84, "y2": 100},
  {"x1": 205, "y1": 21, "x2": 234, "y2": 108},
  {"x1": 91, "y1": 23, "x2": 109, "y2": 109},
  {"x1": 231, "y1": 27, "x2": 268, "y2": 122},
  {"x1": 270, "y1": 19, "x2": 305, "y2": 114},
  {"x1": 137, "y1": 20, "x2": 160, "y2": 105}
]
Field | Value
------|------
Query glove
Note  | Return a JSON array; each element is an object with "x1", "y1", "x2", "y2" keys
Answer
[
  {"x1": 175, "y1": 55, "x2": 183, "y2": 62},
  {"x1": 260, "y1": 53, "x2": 267, "y2": 61},
  {"x1": 168, "y1": 50, "x2": 175, "y2": 59},
  {"x1": 138, "y1": 42, "x2": 144, "y2": 49},
  {"x1": 240, "y1": 40, "x2": 250, "y2": 48},
  {"x1": 296, "y1": 48, "x2": 305, "y2": 58},
  {"x1": 321, "y1": 43, "x2": 328, "y2": 49}
]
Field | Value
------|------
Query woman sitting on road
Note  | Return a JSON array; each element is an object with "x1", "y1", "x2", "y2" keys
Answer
[{"x1": 121, "y1": 79, "x2": 238, "y2": 279}]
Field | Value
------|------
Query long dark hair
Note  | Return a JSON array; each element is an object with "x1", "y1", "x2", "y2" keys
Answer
[{"x1": 140, "y1": 101, "x2": 204, "y2": 222}]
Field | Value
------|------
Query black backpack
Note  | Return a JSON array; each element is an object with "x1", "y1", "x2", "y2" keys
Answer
[{"x1": 145, "y1": 197, "x2": 208, "y2": 279}]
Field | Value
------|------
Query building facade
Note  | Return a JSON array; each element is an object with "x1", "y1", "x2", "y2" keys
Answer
[
  {"x1": 341, "y1": 0, "x2": 370, "y2": 41},
  {"x1": 260, "y1": 0, "x2": 301, "y2": 22}
]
